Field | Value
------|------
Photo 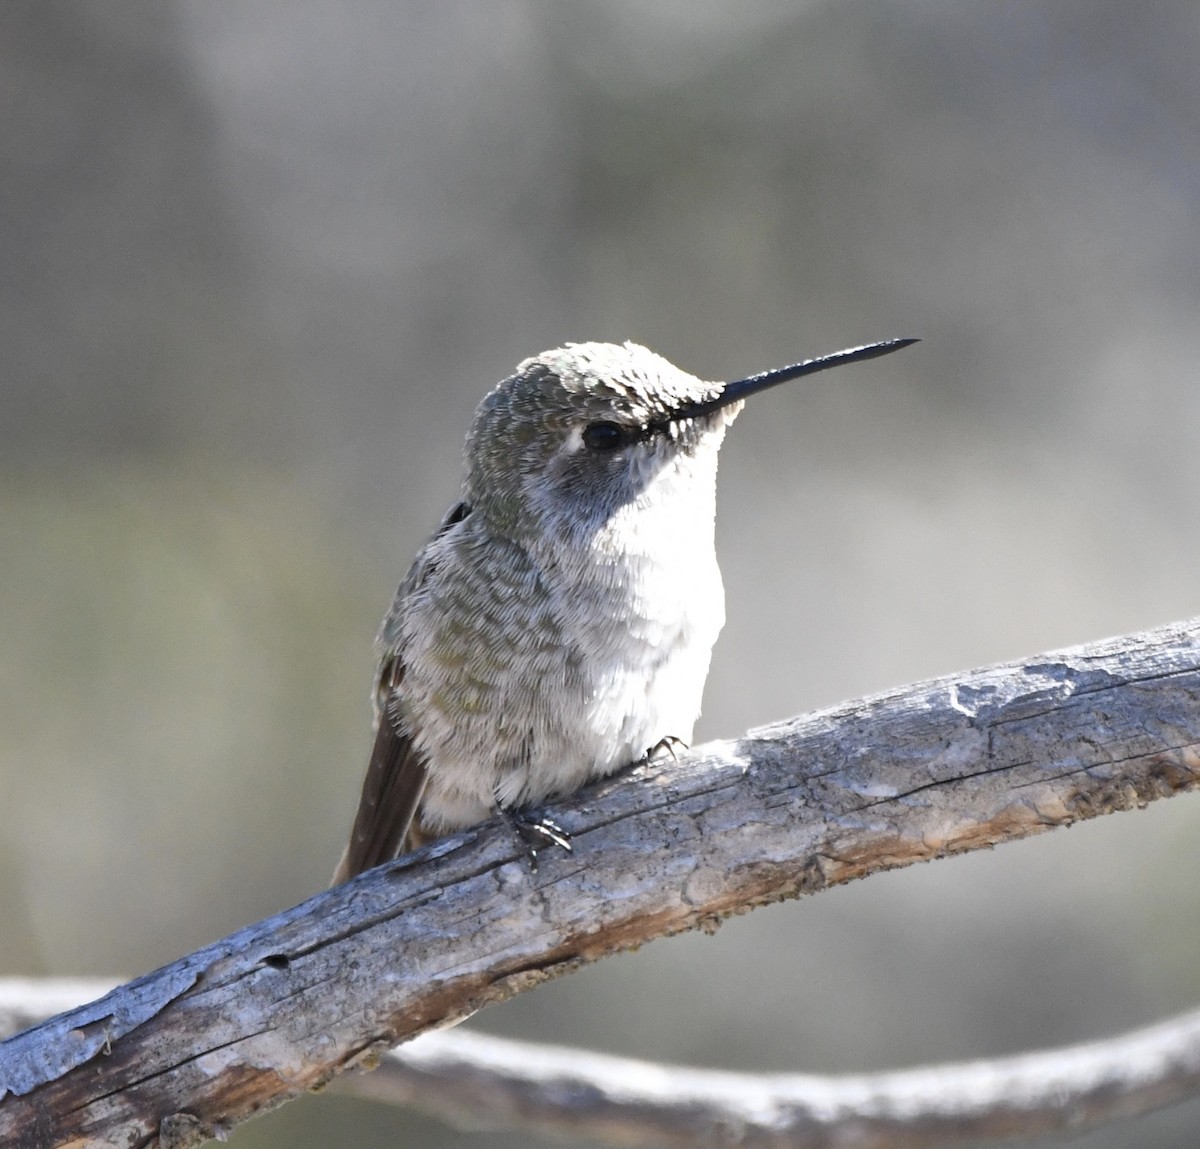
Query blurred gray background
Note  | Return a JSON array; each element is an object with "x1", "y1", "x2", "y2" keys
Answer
[{"x1": 3, "y1": 3, "x2": 1200, "y2": 1146}]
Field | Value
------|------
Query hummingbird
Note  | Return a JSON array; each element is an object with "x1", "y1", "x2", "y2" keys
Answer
[{"x1": 333, "y1": 337, "x2": 916, "y2": 884}]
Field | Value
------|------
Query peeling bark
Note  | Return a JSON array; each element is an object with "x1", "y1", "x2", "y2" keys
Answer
[{"x1": 7, "y1": 981, "x2": 1200, "y2": 1149}]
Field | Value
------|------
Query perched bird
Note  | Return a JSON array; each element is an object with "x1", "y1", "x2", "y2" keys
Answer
[{"x1": 333, "y1": 337, "x2": 915, "y2": 884}]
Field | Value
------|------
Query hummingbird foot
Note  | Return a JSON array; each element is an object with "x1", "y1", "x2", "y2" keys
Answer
[
  {"x1": 641, "y1": 735, "x2": 689, "y2": 764},
  {"x1": 504, "y1": 806, "x2": 572, "y2": 870}
]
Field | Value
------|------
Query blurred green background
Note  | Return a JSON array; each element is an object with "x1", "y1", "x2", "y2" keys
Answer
[{"x1": 4, "y1": 3, "x2": 1200, "y2": 1146}]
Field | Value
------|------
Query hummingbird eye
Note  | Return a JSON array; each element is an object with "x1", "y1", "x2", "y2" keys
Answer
[{"x1": 581, "y1": 421, "x2": 630, "y2": 452}]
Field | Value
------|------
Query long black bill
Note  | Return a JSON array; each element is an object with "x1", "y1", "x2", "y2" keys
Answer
[{"x1": 672, "y1": 337, "x2": 919, "y2": 422}]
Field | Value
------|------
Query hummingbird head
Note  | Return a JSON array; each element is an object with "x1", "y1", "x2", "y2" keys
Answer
[
  {"x1": 462, "y1": 338, "x2": 917, "y2": 540},
  {"x1": 463, "y1": 342, "x2": 732, "y2": 539}
]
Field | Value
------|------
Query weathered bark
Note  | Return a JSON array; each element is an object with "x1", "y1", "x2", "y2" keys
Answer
[
  {"x1": 6, "y1": 981, "x2": 1200, "y2": 1149},
  {"x1": 2, "y1": 618, "x2": 1199, "y2": 1148}
]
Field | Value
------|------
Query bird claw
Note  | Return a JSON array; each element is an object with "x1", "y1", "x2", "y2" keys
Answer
[
  {"x1": 506, "y1": 807, "x2": 572, "y2": 870},
  {"x1": 641, "y1": 735, "x2": 689, "y2": 764}
]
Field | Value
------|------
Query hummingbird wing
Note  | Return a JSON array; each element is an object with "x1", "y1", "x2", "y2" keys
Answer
[
  {"x1": 331, "y1": 501, "x2": 470, "y2": 885},
  {"x1": 331, "y1": 653, "x2": 428, "y2": 884}
]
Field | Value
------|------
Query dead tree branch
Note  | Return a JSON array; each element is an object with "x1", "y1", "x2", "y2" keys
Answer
[
  {"x1": 2, "y1": 618, "x2": 1200, "y2": 1148},
  {"x1": 5, "y1": 980, "x2": 1200, "y2": 1149}
]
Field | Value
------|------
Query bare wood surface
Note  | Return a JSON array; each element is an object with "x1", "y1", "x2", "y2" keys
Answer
[
  {"x1": 6, "y1": 979, "x2": 1200, "y2": 1149},
  {"x1": 2, "y1": 618, "x2": 1200, "y2": 1148}
]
